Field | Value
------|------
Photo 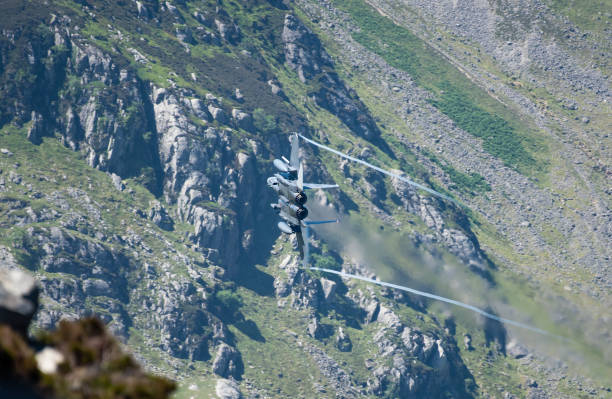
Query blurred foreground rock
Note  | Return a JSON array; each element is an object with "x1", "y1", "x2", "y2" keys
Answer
[
  {"x1": 0, "y1": 267, "x2": 175, "y2": 399},
  {"x1": 0, "y1": 268, "x2": 39, "y2": 335}
]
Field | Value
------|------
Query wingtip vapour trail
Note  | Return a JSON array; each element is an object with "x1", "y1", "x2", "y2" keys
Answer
[
  {"x1": 298, "y1": 134, "x2": 465, "y2": 207},
  {"x1": 309, "y1": 266, "x2": 566, "y2": 339}
]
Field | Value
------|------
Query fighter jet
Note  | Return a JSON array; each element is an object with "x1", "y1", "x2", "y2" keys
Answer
[{"x1": 268, "y1": 133, "x2": 338, "y2": 264}]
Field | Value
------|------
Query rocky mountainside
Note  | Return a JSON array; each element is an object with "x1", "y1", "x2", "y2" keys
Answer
[{"x1": 0, "y1": 0, "x2": 610, "y2": 398}]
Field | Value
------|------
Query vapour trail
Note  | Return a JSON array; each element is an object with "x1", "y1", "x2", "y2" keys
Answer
[
  {"x1": 298, "y1": 134, "x2": 463, "y2": 207},
  {"x1": 309, "y1": 266, "x2": 562, "y2": 338}
]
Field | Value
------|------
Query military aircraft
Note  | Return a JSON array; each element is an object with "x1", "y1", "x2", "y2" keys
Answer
[{"x1": 268, "y1": 133, "x2": 338, "y2": 264}]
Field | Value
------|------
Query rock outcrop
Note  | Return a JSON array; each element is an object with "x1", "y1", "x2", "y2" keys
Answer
[
  {"x1": 148, "y1": 201, "x2": 174, "y2": 231},
  {"x1": 216, "y1": 378, "x2": 242, "y2": 399},
  {"x1": 212, "y1": 343, "x2": 243, "y2": 379},
  {"x1": 367, "y1": 304, "x2": 473, "y2": 397},
  {"x1": 391, "y1": 170, "x2": 487, "y2": 270},
  {"x1": 336, "y1": 327, "x2": 352, "y2": 352},
  {"x1": 152, "y1": 86, "x2": 267, "y2": 273},
  {"x1": 282, "y1": 14, "x2": 381, "y2": 141}
]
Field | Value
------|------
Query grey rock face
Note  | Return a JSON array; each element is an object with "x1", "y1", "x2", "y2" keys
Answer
[
  {"x1": 163, "y1": 1, "x2": 183, "y2": 21},
  {"x1": 135, "y1": 1, "x2": 151, "y2": 20},
  {"x1": 62, "y1": 43, "x2": 158, "y2": 178},
  {"x1": 368, "y1": 305, "x2": 471, "y2": 398},
  {"x1": 339, "y1": 270, "x2": 473, "y2": 397},
  {"x1": 110, "y1": 173, "x2": 125, "y2": 191},
  {"x1": 213, "y1": 343, "x2": 242, "y2": 379},
  {"x1": 0, "y1": 268, "x2": 39, "y2": 334},
  {"x1": 215, "y1": 378, "x2": 242, "y2": 399},
  {"x1": 33, "y1": 228, "x2": 128, "y2": 298},
  {"x1": 307, "y1": 317, "x2": 324, "y2": 339},
  {"x1": 281, "y1": 14, "x2": 381, "y2": 140},
  {"x1": 506, "y1": 339, "x2": 529, "y2": 359},
  {"x1": 273, "y1": 256, "x2": 324, "y2": 309},
  {"x1": 175, "y1": 26, "x2": 195, "y2": 45},
  {"x1": 233, "y1": 88, "x2": 244, "y2": 102},
  {"x1": 282, "y1": 14, "x2": 331, "y2": 82},
  {"x1": 365, "y1": 299, "x2": 380, "y2": 323},
  {"x1": 152, "y1": 86, "x2": 266, "y2": 273},
  {"x1": 336, "y1": 327, "x2": 352, "y2": 352},
  {"x1": 320, "y1": 277, "x2": 336, "y2": 303},
  {"x1": 363, "y1": 169, "x2": 386, "y2": 203},
  {"x1": 376, "y1": 305, "x2": 403, "y2": 332},
  {"x1": 27, "y1": 111, "x2": 45, "y2": 144},
  {"x1": 148, "y1": 201, "x2": 174, "y2": 231},
  {"x1": 193, "y1": 11, "x2": 213, "y2": 27},
  {"x1": 463, "y1": 333, "x2": 473, "y2": 351},
  {"x1": 267, "y1": 79, "x2": 283, "y2": 96},
  {"x1": 208, "y1": 106, "x2": 228, "y2": 123},
  {"x1": 214, "y1": 9, "x2": 241, "y2": 44},
  {"x1": 82, "y1": 278, "x2": 111, "y2": 297},
  {"x1": 231, "y1": 108, "x2": 254, "y2": 132},
  {"x1": 215, "y1": 20, "x2": 241, "y2": 44},
  {"x1": 9, "y1": 224, "x2": 133, "y2": 336},
  {"x1": 391, "y1": 171, "x2": 487, "y2": 269}
]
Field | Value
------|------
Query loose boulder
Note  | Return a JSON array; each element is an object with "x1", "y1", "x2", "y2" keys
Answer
[
  {"x1": 212, "y1": 343, "x2": 242, "y2": 379},
  {"x1": 216, "y1": 378, "x2": 241, "y2": 399},
  {"x1": 336, "y1": 327, "x2": 352, "y2": 352}
]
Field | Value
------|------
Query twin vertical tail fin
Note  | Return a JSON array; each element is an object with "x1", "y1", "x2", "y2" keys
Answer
[
  {"x1": 300, "y1": 219, "x2": 338, "y2": 267},
  {"x1": 290, "y1": 133, "x2": 300, "y2": 170},
  {"x1": 303, "y1": 225, "x2": 310, "y2": 267},
  {"x1": 297, "y1": 162, "x2": 304, "y2": 191}
]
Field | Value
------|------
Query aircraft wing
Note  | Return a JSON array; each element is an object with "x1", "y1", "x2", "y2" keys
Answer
[
  {"x1": 303, "y1": 183, "x2": 339, "y2": 190},
  {"x1": 303, "y1": 219, "x2": 338, "y2": 225}
]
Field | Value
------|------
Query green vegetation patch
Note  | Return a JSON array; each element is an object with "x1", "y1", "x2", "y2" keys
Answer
[
  {"x1": 548, "y1": 0, "x2": 612, "y2": 33},
  {"x1": 252, "y1": 108, "x2": 278, "y2": 134},
  {"x1": 441, "y1": 165, "x2": 491, "y2": 195},
  {"x1": 421, "y1": 148, "x2": 491, "y2": 195},
  {"x1": 429, "y1": 82, "x2": 536, "y2": 169},
  {"x1": 333, "y1": 0, "x2": 545, "y2": 173}
]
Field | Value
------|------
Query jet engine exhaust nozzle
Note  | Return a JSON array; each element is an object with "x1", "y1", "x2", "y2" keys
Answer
[
  {"x1": 294, "y1": 191, "x2": 307, "y2": 205},
  {"x1": 296, "y1": 206, "x2": 308, "y2": 220}
]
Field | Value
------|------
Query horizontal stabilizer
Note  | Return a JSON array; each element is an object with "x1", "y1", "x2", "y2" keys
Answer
[
  {"x1": 303, "y1": 219, "x2": 338, "y2": 225},
  {"x1": 303, "y1": 183, "x2": 339, "y2": 190}
]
